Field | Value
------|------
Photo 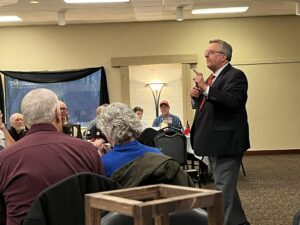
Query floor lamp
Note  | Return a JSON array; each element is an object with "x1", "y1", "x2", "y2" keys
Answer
[{"x1": 146, "y1": 82, "x2": 166, "y2": 117}]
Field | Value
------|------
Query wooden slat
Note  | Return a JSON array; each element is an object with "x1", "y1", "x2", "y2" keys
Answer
[{"x1": 85, "y1": 184, "x2": 224, "y2": 225}]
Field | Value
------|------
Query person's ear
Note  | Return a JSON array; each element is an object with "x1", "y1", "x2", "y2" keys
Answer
[{"x1": 55, "y1": 107, "x2": 61, "y2": 123}]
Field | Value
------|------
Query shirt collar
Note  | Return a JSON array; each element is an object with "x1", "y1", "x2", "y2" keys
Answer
[
  {"x1": 26, "y1": 123, "x2": 58, "y2": 135},
  {"x1": 214, "y1": 63, "x2": 229, "y2": 78}
]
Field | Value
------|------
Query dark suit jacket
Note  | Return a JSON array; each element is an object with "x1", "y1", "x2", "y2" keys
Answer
[{"x1": 191, "y1": 64, "x2": 250, "y2": 156}]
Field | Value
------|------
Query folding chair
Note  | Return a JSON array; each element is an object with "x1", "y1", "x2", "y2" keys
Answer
[{"x1": 154, "y1": 127, "x2": 199, "y2": 186}]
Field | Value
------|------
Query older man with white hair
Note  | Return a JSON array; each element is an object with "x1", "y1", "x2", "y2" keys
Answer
[
  {"x1": 7, "y1": 113, "x2": 27, "y2": 141},
  {"x1": 0, "y1": 88, "x2": 104, "y2": 225}
]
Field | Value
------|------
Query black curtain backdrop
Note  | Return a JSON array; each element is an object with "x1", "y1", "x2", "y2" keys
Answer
[{"x1": 0, "y1": 67, "x2": 109, "y2": 122}]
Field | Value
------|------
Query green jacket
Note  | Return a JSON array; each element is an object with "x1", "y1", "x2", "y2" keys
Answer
[{"x1": 111, "y1": 152, "x2": 194, "y2": 188}]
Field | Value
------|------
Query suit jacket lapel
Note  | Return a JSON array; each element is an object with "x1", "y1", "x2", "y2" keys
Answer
[{"x1": 212, "y1": 63, "x2": 232, "y2": 87}]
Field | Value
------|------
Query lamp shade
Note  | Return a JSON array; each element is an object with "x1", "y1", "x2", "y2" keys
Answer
[
  {"x1": 147, "y1": 82, "x2": 166, "y2": 92},
  {"x1": 146, "y1": 82, "x2": 166, "y2": 117}
]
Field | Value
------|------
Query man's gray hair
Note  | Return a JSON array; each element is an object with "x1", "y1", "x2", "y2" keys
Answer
[
  {"x1": 21, "y1": 88, "x2": 59, "y2": 127},
  {"x1": 209, "y1": 39, "x2": 233, "y2": 61},
  {"x1": 97, "y1": 103, "x2": 143, "y2": 145}
]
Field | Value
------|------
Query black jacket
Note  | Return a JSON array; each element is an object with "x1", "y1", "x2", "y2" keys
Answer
[
  {"x1": 191, "y1": 64, "x2": 250, "y2": 156},
  {"x1": 22, "y1": 172, "x2": 121, "y2": 225}
]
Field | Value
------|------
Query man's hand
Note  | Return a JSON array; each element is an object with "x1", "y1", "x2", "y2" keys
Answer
[
  {"x1": 190, "y1": 86, "x2": 200, "y2": 98},
  {"x1": 193, "y1": 69, "x2": 208, "y2": 92},
  {"x1": 90, "y1": 138, "x2": 111, "y2": 157}
]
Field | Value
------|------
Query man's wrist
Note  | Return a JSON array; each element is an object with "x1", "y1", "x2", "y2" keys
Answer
[{"x1": 203, "y1": 85, "x2": 210, "y2": 96}]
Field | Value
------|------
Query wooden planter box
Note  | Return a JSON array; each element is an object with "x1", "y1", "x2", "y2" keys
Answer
[{"x1": 85, "y1": 184, "x2": 223, "y2": 225}]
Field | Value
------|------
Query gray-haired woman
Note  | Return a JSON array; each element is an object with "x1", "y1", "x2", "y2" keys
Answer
[{"x1": 96, "y1": 103, "x2": 161, "y2": 177}]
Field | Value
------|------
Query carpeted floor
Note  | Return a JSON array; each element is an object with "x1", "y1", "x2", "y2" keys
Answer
[{"x1": 202, "y1": 154, "x2": 300, "y2": 225}]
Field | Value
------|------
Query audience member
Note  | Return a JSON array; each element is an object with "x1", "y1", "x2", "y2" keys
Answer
[
  {"x1": 133, "y1": 106, "x2": 147, "y2": 130},
  {"x1": 0, "y1": 88, "x2": 104, "y2": 225},
  {"x1": 0, "y1": 111, "x2": 15, "y2": 148},
  {"x1": 59, "y1": 100, "x2": 72, "y2": 135},
  {"x1": 86, "y1": 104, "x2": 108, "y2": 141},
  {"x1": 152, "y1": 100, "x2": 183, "y2": 130},
  {"x1": 96, "y1": 103, "x2": 161, "y2": 177},
  {"x1": 7, "y1": 113, "x2": 27, "y2": 141}
]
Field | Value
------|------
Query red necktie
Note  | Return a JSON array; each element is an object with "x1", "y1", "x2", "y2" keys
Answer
[{"x1": 199, "y1": 74, "x2": 215, "y2": 110}]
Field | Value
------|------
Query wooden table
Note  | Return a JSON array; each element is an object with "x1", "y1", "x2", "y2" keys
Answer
[{"x1": 85, "y1": 184, "x2": 224, "y2": 225}]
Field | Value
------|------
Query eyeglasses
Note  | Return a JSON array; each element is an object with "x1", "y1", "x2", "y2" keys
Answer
[
  {"x1": 204, "y1": 50, "x2": 224, "y2": 56},
  {"x1": 60, "y1": 107, "x2": 68, "y2": 111}
]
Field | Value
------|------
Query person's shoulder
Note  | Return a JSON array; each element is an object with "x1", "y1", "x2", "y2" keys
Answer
[
  {"x1": 141, "y1": 143, "x2": 161, "y2": 153},
  {"x1": 171, "y1": 114, "x2": 180, "y2": 119},
  {"x1": 229, "y1": 65, "x2": 246, "y2": 75},
  {"x1": 87, "y1": 119, "x2": 97, "y2": 128},
  {"x1": 0, "y1": 143, "x2": 22, "y2": 162},
  {"x1": 153, "y1": 115, "x2": 161, "y2": 120},
  {"x1": 101, "y1": 149, "x2": 116, "y2": 161},
  {"x1": 58, "y1": 134, "x2": 96, "y2": 149}
]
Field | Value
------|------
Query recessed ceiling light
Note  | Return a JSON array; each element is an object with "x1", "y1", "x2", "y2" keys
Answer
[
  {"x1": 64, "y1": 0, "x2": 129, "y2": 3},
  {"x1": 0, "y1": 16, "x2": 22, "y2": 22},
  {"x1": 192, "y1": 7, "x2": 249, "y2": 15},
  {"x1": 30, "y1": 0, "x2": 40, "y2": 3}
]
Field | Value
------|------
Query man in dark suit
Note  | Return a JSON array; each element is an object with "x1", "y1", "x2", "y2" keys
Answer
[{"x1": 190, "y1": 39, "x2": 250, "y2": 225}]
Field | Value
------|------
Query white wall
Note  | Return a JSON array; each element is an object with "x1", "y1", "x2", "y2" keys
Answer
[{"x1": 129, "y1": 64, "x2": 183, "y2": 127}]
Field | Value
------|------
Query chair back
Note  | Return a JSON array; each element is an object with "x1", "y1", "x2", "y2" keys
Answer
[
  {"x1": 22, "y1": 172, "x2": 121, "y2": 225},
  {"x1": 137, "y1": 127, "x2": 159, "y2": 147},
  {"x1": 154, "y1": 127, "x2": 187, "y2": 166}
]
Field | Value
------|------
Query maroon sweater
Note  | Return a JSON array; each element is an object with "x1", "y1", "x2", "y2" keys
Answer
[{"x1": 0, "y1": 123, "x2": 104, "y2": 225}]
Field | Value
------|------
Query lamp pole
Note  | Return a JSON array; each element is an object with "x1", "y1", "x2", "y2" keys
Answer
[{"x1": 146, "y1": 83, "x2": 166, "y2": 117}]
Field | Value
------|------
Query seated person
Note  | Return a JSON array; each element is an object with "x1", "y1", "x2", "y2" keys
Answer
[
  {"x1": 86, "y1": 104, "x2": 108, "y2": 141},
  {"x1": 59, "y1": 100, "x2": 72, "y2": 135},
  {"x1": 0, "y1": 88, "x2": 104, "y2": 225},
  {"x1": 96, "y1": 103, "x2": 161, "y2": 177},
  {"x1": 8, "y1": 113, "x2": 28, "y2": 141},
  {"x1": 152, "y1": 100, "x2": 183, "y2": 130},
  {"x1": 133, "y1": 106, "x2": 147, "y2": 130},
  {"x1": 0, "y1": 111, "x2": 16, "y2": 148}
]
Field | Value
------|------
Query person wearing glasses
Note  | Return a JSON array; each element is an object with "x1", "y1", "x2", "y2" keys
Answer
[
  {"x1": 190, "y1": 39, "x2": 250, "y2": 225},
  {"x1": 152, "y1": 100, "x2": 183, "y2": 130},
  {"x1": 59, "y1": 100, "x2": 72, "y2": 135}
]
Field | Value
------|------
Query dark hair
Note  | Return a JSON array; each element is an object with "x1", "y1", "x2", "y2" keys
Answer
[{"x1": 133, "y1": 106, "x2": 143, "y2": 113}]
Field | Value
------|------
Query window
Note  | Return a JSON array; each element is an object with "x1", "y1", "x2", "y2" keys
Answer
[{"x1": 1, "y1": 67, "x2": 109, "y2": 127}]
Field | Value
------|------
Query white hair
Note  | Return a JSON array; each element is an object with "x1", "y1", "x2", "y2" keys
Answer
[
  {"x1": 97, "y1": 103, "x2": 143, "y2": 145},
  {"x1": 9, "y1": 113, "x2": 23, "y2": 124},
  {"x1": 21, "y1": 88, "x2": 59, "y2": 127}
]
